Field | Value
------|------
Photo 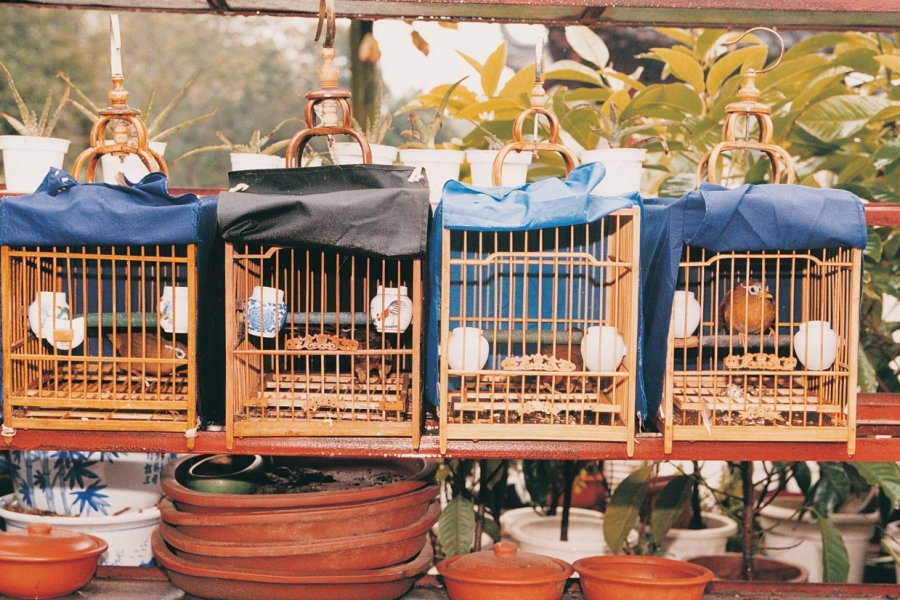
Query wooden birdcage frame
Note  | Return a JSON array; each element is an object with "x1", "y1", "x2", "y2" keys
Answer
[
  {"x1": 224, "y1": 12, "x2": 421, "y2": 449},
  {"x1": 437, "y1": 64, "x2": 640, "y2": 455},
  {"x1": 1, "y1": 66, "x2": 198, "y2": 446},
  {"x1": 662, "y1": 29, "x2": 861, "y2": 454}
]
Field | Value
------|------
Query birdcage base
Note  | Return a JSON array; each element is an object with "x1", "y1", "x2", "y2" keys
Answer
[
  {"x1": 235, "y1": 372, "x2": 412, "y2": 422},
  {"x1": 6, "y1": 362, "x2": 192, "y2": 430}
]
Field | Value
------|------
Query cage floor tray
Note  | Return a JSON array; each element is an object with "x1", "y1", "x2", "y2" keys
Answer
[{"x1": 241, "y1": 372, "x2": 411, "y2": 418}]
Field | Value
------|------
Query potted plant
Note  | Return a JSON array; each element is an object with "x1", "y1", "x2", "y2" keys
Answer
[
  {"x1": 756, "y1": 461, "x2": 900, "y2": 583},
  {"x1": 602, "y1": 462, "x2": 738, "y2": 561},
  {"x1": 501, "y1": 461, "x2": 611, "y2": 564},
  {"x1": 434, "y1": 459, "x2": 506, "y2": 560},
  {"x1": 397, "y1": 77, "x2": 468, "y2": 210},
  {"x1": 332, "y1": 80, "x2": 397, "y2": 166},
  {"x1": 174, "y1": 118, "x2": 302, "y2": 172},
  {"x1": 0, "y1": 61, "x2": 70, "y2": 193},
  {"x1": 61, "y1": 72, "x2": 215, "y2": 183},
  {"x1": 464, "y1": 124, "x2": 532, "y2": 188}
]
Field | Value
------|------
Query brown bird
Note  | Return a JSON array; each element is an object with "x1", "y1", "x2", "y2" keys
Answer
[
  {"x1": 539, "y1": 343, "x2": 589, "y2": 393},
  {"x1": 107, "y1": 332, "x2": 188, "y2": 388},
  {"x1": 719, "y1": 279, "x2": 776, "y2": 341}
]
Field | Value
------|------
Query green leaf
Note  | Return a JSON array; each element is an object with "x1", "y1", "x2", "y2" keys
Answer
[
  {"x1": 655, "y1": 28, "x2": 694, "y2": 48},
  {"x1": 812, "y1": 462, "x2": 851, "y2": 515},
  {"x1": 796, "y1": 95, "x2": 890, "y2": 143},
  {"x1": 438, "y1": 496, "x2": 476, "y2": 557},
  {"x1": 835, "y1": 48, "x2": 881, "y2": 76},
  {"x1": 648, "y1": 48, "x2": 705, "y2": 92},
  {"x1": 706, "y1": 45, "x2": 768, "y2": 99},
  {"x1": 850, "y1": 463, "x2": 900, "y2": 507},
  {"x1": 876, "y1": 54, "x2": 900, "y2": 72},
  {"x1": 481, "y1": 44, "x2": 507, "y2": 97},
  {"x1": 545, "y1": 60, "x2": 605, "y2": 86},
  {"x1": 695, "y1": 29, "x2": 726, "y2": 61},
  {"x1": 603, "y1": 464, "x2": 651, "y2": 554},
  {"x1": 500, "y1": 63, "x2": 537, "y2": 103},
  {"x1": 600, "y1": 68, "x2": 646, "y2": 92},
  {"x1": 819, "y1": 516, "x2": 851, "y2": 583},
  {"x1": 867, "y1": 229, "x2": 885, "y2": 262},
  {"x1": 622, "y1": 83, "x2": 703, "y2": 121},
  {"x1": 456, "y1": 98, "x2": 523, "y2": 121},
  {"x1": 566, "y1": 26, "x2": 609, "y2": 69},
  {"x1": 649, "y1": 475, "x2": 692, "y2": 544},
  {"x1": 784, "y1": 33, "x2": 856, "y2": 60},
  {"x1": 788, "y1": 69, "x2": 853, "y2": 114},
  {"x1": 565, "y1": 87, "x2": 612, "y2": 103},
  {"x1": 870, "y1": 105, "x2": 900, "y2": 124}
]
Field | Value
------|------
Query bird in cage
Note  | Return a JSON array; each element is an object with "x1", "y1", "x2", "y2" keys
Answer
[
  {"x1": 719, "y1": 279, "x2": 776, "y2": 341},
  {"x1": 107, "y1": 332, "x2": 188, "y2": 388},
  {"x1": 283, "y1": 326, "x2": 394, "y2": 385}
]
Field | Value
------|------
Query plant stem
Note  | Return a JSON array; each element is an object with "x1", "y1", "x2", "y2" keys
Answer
[
  {"x1": 689, "y1": 460, "x2": 705, "y2": 529},
  {"x1": 741, "y1": 460, "x2": 756, "y2": 581},
  {"x1": 474, "y1": 459, "x2": 486, "y2": 551},
  {"x1": 560, "y1": 461, "x2": 576, "y2": 542}
]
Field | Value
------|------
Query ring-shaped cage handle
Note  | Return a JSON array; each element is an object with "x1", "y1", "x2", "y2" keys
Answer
[
  {"x1": 284, "y1": 96, "x2": 372, "y2": 168},
  {"x1": 491, "y1": 107, "x2": 577, "y2": 186},
  {"x1": 72, "y1": 114, "x2": 167, "y2": 183},
  {"x1": 696, "y1": 141, "x2": 795, "y2": 186}
]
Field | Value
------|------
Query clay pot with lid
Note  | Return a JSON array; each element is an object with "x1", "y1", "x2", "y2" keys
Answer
[
  {"x1": 0, "y1": 523, "x2": 108, "y2": 599},
  {"x1": 437, "y1": 541, "x2": 572, "y2": 600}
]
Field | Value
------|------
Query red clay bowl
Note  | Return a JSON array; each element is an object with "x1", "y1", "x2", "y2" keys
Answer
[
  {"x1": 573, "y1": 555, "x2": 714, "y2": 600},
  {"x1": 0, "y1": 524, "x2": 108, "y2": 599},
  {"x1": 162, "y1": 455, "x2": 435, "y2": 512},
  {"x1": 152, "y1": 528, "x2": 433, "y2": 600},
  {"x1": 158, "y1": 483, "x2": 438, "y2": 543},
  {"x1": 158, "y1": 501, "x2": 439, "y2": 574}
]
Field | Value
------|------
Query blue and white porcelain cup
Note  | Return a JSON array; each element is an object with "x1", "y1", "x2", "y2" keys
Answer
[
  {"x1": 27, "y1": 291, "x2": 69, "y2": 338},
  {"x1": 246, "y1": 285, "x2": 287, "y2": 338}
]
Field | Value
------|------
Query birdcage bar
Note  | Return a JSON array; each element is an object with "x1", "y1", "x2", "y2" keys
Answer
[
  {"x1": 439, "y1": 208, "x2": 639, "y2": 454},
  {"x1": 1, "y1": 243, "x2": 197, "y2": 440},
  {"x1": 663, "y1": 243, "x2": 861, "y2": 453},
  {"x1": 225, "y1": 242, "x2": 422, "y2": 449}
]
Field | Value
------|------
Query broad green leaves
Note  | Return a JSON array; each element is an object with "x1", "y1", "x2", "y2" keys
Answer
[
  {"x1": 819, "y1": 516, "x2": 851, "y2": 583},
  {"x1": 646, "y1": 47, "x2": 705, "y2": 93},
  {"x1": 796, "y1": 95, "x2": 890, "y2": 142},
  {"x1": 706, "y1": 45, "x2": 767, "y2": 99},
  {"x1": 565, "y1": 26, "x2": 610, "y2": 69},
  {"x1": 438, "y1": 495, "x2": 476, "y2": 557},
  {"x1": 603, "y1": 464, "x2": 651, "y2": 553}
]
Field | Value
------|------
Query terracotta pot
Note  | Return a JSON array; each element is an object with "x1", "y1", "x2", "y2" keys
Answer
[
  {"x1": 162, "y1": 455, "x2": 435, "y2": 512},
  {"x1": 153, "y1": 528, "x2": 433, "y2": 600},
  {"x1": 437, "y1": 541, "x2": 572, "y2": 600},
  {"x1": 687, "y1": 553, "x2": 809, "y2": 582},
  {"x1": 159, "y1": 501, "x2": 439, "y2": 573},
  {"x1": 158, "y1": 484, "x2": 439, "y2": 543},
  {"x1": 0, "y1": 523, "x2": 107, "y2": 599},
  {"x1": 573, "y1": 555, "x2": 713, "y2": 600}
]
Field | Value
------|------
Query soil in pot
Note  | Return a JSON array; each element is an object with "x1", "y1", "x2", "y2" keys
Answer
[{"x1": 687, "y1": 553, "x2": 809, "y2": 582}]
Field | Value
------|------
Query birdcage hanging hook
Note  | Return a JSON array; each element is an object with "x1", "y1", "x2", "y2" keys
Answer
[
  {"x1": 71, "y1": 15, "x2": 167, "y2": 183},
  {"x1": 696, "y1": 26, "x2": 795, "y2": 186}
]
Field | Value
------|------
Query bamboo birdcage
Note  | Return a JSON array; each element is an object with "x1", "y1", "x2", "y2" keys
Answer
[
  {"x1": 437, "y1": 64, "x2": 640, "y2": 455},
  {"x1": 224, "y1": 10, "x2": 422, "y2": 449},
  {"x1": 1, "y1": 46, "x2": 199, "y2": 445},
  {"x1": 662, "y1": 29, "x2": 861, "y2": 454}
]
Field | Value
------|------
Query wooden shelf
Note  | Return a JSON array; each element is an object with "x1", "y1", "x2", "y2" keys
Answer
[{"x1": 1, "y1": 0, "x2": 898, "y2": 29}]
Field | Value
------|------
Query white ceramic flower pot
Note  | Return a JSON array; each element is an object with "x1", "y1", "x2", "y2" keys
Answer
[
  {"x1": 9, "y1": 451, "x2": 172, "y2": 516},
  {"x1": 660, "y1": 512, "x2": 738, "y2": 561},
  {"x1": 672, "y1": 290, "x2": 702, "y2": 338},
  {"x1": 580, "y1": 325, "x2": 626, "y2": 373},
  {"x1": 99, "y1": 140, "x2": 167, "y2": 184},
  {"x1": 369, "y1": 285, "x2": 413, "y2": 334},
  {"x1": 579, "y1": 148, "x2": 647, "y2": 197},
  {"x1": 793, "y1": 320, "x2": 838, "y2": 371},
  {"x1": 465, "y1": 149, "x2": 532, "y2": 187},
  {"x1": 246, "y1": 285, "x2": 287, "y2": 338},
  {"x1": 398, "y1": 148, "x2": 465, "y2": 210},
  {"x1": 159, "y1": 285, "x2": 190, "y2": 334},
  {"x1": 759, "y1": 496, "x2": 878, "y2": 583},
  {"x1": 229, "y1": 152, "x2": 283, "y2": 172},
  {"x1": 333, "y1": 142, "x2": 397, "y2": 166},
  {"x1": 501, "y1": 507, "x2": 611, "y2": 565},
  {"x1": 0, "y1": 135, "x2": 70, "y2": 193},
  {"x1": 0, "y1": 493, "x2": 160, "y2": 566},
  {"x1": 446, "y1": 326, "x2": 489, "y2": 372}
]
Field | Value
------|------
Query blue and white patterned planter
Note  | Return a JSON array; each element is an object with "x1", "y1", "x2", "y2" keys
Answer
[
  {"x1": 9, "y1": 451, "x2": 174, "y2": 516},
  {"x1": 0, "y1": 494, "x2": 160, "y2": 566}
]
